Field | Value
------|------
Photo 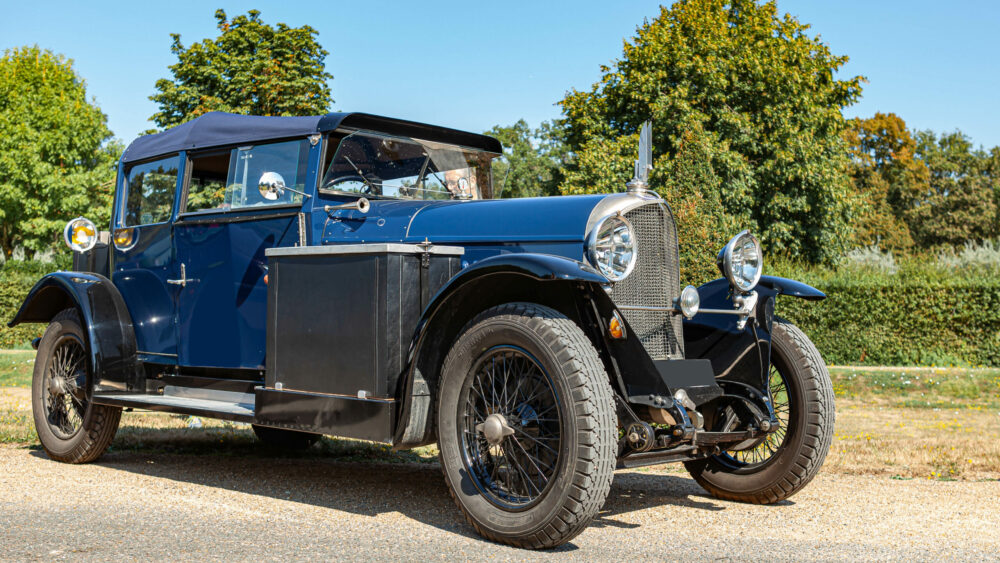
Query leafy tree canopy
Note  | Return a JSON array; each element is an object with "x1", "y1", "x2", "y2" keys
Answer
[
  {"x1": 844, "y1": 112, "x2": 1000, "y2": 250},
  {"x1": 486, "y1": 120, "x2": 568, "y2": 198},
  {"x1": 844, "y1": 113, "x2": 925, "y2": 250},
  {"x1": 0, "y1": 46, "x2": 117, "y2": 259},
  {"x1": 150, "y1": 9, "x2": 333, "y2": 128},
  {"x1": 558, "y1": 0, "x2": 864, "y2": 264},
  {"x1": 907, "y1": 130, "x2": 998, "y2": 247}
]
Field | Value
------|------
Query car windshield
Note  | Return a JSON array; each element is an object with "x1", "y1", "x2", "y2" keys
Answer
[{"x1": 321, "y1": 132, "x2": 498, "y2": 200}]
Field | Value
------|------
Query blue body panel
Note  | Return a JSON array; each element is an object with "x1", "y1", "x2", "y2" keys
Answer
[
  {"x1": 109, "y1": 185, "x2": 603, "y2": 371},
  {"x1": 174, "y1": 210, "x2": 302, "y2": 370},
  {"x1": 112, "y1": 223, "x2": 177, "y2": 357}
]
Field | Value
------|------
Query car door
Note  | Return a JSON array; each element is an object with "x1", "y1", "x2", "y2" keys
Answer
[
  {"x1": 110, "y1": 155, "x2": 182, "y2": 363},
  {"x1": 172, "y1": 139, "x2": 314, "y2": 372}
]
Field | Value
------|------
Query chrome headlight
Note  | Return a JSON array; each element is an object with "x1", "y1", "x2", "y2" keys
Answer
[
  {"x1": 717, "y1": 230, "x2": 762, "y2": 292},
  {"x1": 587, "y1": 214, "x2": 637, "y2": 282},
  {"x1": 63, "y1": 217, "x2": 98, "y2": 253}
]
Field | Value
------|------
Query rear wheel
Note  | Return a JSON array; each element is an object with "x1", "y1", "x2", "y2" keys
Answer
[
  {"x1": 32, "y1": 309, "x2": 121, "y2": 463},
  {"x1": 437, "y1": 303, "x2": 617, "y2": 549},
  {"x1": 252, "y1": 425, "x2": 321, "y2": 450},
  {"x1": 684, "y1": 317, "x2": 835, "y2": 504}
]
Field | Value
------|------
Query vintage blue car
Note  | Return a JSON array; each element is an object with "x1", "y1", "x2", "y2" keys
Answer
[{"x1": 12, "y1": 112, "x2": 833, "y2": 549}]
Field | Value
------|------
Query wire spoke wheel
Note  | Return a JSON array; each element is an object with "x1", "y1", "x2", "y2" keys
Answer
[
  {"x1": 723, "y1": 363, "x2": 792, "y2": 468},
  {"x1": 460, "y1": 345, "x2": 562, "y2": 511},
  {"x1": 685, "y1": 317, "x2": 834, "y2": 505},
  {"x1": 42, "y1": 335, "x2": 88, "y2": 440},
  {"x1": 32, "y1": 309, "x2": 121, "y2": 464}
]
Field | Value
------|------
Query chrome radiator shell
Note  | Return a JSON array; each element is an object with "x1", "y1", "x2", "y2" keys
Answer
[{"x1": 586, "y1": 193, "x2": 685, "y2": 360}]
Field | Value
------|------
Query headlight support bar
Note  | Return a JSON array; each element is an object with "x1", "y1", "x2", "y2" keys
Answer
[{"x1": 618, "y1": 290, "x2": 758, "y2": 330}]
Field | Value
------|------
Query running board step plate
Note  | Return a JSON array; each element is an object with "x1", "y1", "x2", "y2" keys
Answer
[{"x1": 93, "y1": 393, "x2": 254, "y2": 423}]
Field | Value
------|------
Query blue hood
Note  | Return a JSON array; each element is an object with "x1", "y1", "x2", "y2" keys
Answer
[
  {"x1": 320, "y1": 194, "x2": 608, "y2": 246},
  {"x1": 403, "y1": 195, "x2": 606, "y2": 244}
]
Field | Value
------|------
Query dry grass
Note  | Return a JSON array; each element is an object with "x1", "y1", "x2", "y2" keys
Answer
[
  {"x1": 826, "y1": 400, "x2": 1000, "y2": 480},
  {"x1": 3, "y1": 354, "x2": 999, "y2": 480}
]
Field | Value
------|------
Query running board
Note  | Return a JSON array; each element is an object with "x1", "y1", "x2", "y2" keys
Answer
[{"x1": 92, "y1": 393, "x2": 255, "y2": 423}]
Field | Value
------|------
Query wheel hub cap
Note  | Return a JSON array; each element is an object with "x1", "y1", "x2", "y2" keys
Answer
[
  {"x1": 47, "y1": 376, "x2": 65, "y2": 396},
  {"x1": 476, "y1": 413, "x2": 514, "y2": 445}
]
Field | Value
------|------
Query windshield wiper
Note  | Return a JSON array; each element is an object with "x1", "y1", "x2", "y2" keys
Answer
[{"x1": 344, "y1": 156, "x2": 379, "y2": 195}]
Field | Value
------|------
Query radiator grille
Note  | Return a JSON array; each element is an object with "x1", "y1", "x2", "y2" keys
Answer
[{"x1": 611, "y1": 203, "x2": 684, "y2": 359}]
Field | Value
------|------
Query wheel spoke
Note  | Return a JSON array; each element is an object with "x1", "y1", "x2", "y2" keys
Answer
[
  {"x1": 460, "y1": 346, "x2": 560, "y2": 509},
  {"x1": 42, "y1": 336, "x2": 89, "y2": 439},
  {"x1": 724, "y1": 360, "x2": 794, "y2": 468}
]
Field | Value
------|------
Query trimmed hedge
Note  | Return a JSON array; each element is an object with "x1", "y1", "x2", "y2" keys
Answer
[
  {"x1": 772, "y1": 263, "x2": 1000, "y2": 367},
  {"x1": 0, "y1": 259, "x2": 68, "y2": 348}
]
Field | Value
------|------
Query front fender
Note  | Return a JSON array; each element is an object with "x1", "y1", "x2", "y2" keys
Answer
[
  {"x1": 9, "y1": 271, "x2": 141, "y2": 392},
  {"x1": 393, "y1": 253, "x2": 608, "y2": 448},
  {"x1": 758, "y1": 275, "x2": 826, "y2": 301},
  {"x1": 683, "y1": 275, "x2": 823, "y2": 397}
]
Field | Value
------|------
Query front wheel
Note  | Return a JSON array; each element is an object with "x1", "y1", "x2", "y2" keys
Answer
[
  {"x1": 684, "y1": 317, "x2": 835, "y2": 504},
  {"x1": 437, "y1": 303, "x2": 617, "y2": 549},
  {"x1": 32, "y1": 309, "x2": 121, "y2": 463}
]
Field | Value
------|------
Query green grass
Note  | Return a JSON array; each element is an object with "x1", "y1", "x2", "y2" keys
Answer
[
  {"x1": 0, "y1": 351, "x2": 34, "y2": 387},
  {"x1": 828, "y1": 366, "x2": 1000, "y2": 408}
]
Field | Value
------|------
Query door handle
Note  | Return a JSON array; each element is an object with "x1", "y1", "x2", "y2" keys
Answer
[{"x1": 167, "y1": 263, "x2": 196, "y2": 288}]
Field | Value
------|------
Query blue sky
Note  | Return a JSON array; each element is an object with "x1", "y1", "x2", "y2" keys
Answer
[{"x1": 2, "y1": 1, "x2": 998, "y2": 148}]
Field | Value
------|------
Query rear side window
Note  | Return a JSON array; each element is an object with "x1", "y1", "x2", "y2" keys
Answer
[
  {"x1": 184, "y1": 139, "x2": 310, "y2": 213},
  {"x1": 122, "y1": 157, "x2": 178, "y2": 226}
]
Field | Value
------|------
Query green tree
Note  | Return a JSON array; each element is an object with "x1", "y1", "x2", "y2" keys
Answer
[
  {"x1": 486, "y1": 119, "x2": 568, "y2": 198},
  {"x1": 150, "y1": 9, "x2": 333, "y2": 128},
  {"x1": 558, "y1": 0, "x2": 863, "y2": 264},
  {"x1": 843, "y1": 113, "x2": 927, "y2": 251},
  {"x1": 658, "y1": 124, "x2": 740, "y2": 284},
  {"x1": 906, "y1": 131, "x2": 999, "y2": 247},
  {"x1": 0, "y1": 46, "x2": 117, "y2": 259}
]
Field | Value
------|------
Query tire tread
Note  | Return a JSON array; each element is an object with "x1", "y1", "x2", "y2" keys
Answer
[
  {"x1": 438, "y1": 303, "x2": 616, "y2": 549},
  {"x1": 36, "y1": 309, "x2": 122, "y2": 464},
  {"x1": 688, "y1": 317, "x2": 835, "y2": 504}
]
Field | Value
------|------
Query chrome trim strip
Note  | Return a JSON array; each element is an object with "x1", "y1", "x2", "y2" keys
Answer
[
  {"x1": 403, "y1": 203, "x2": 435, "y2": 238},
  {"x1": 266, "y1": 243, "x2": 465, "y2": 257},
  {"x1": 584, "y1": 192, "x2": 666, "y2": 236},
  {"x1": 136, "y1": 351, "x2": 178, "y2": 358},
  {"x1": 260, "y1": 386, "x2": 396, "y2": 403},
  {"x1": 163, "y1": 385, "x2": 255, "y2": 407},
  {"x1": 618, "y1": 305, "x2": 675, "y2": 312}
]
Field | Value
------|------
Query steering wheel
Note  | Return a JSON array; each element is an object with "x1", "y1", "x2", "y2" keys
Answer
[{"x1": 324, "y1": 175, "x2": 380, "y2": 195}]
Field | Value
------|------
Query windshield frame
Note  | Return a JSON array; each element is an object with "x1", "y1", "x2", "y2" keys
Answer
[{"x1": 318, "y1": 130, "x2": 500, "y2": 201}]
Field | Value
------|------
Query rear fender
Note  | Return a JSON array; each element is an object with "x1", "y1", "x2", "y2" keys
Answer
[{"x1": 8, "y1": 272, "x2": 141, "y2": 392}]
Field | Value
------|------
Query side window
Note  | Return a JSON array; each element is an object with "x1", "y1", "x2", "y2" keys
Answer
[
  {"x1": 184, "y1": 139, "x2": 309, "y2": 213},
  {"x1": 185, "y1": 152, "x2": 230, "y2": 213},
  {"x1": 122, "y1": 157, "x2": 178, "y2": 226}
]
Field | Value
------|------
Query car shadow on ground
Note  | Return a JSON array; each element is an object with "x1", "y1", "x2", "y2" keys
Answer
[{"x1": 27, "y1": 440, "x2": 766, "y2": 549}]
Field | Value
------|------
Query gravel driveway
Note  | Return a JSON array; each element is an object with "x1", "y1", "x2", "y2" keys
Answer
[{"x1": 1, "y1": 445, "x2": 997, "y2": 561}]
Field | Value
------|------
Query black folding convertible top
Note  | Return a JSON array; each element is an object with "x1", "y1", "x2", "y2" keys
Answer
[{"x1": 121, "y1": 111, "x2": 503, "y2": 164}]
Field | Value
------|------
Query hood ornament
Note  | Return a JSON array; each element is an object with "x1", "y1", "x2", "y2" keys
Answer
[{"x1": 626, "y1": 121, "x2": 654, "y2": 195}]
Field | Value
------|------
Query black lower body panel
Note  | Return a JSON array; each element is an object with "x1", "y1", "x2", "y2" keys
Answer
[{"x1": 254, "y1": 388, "x2": 395, "y2": 443}]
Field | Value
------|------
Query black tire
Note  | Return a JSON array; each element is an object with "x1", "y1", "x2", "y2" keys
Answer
[
  {"x1": 32, "y1": 309, "x2": 121, "y2": 464},
  {"x1": 684, "y1": 317, "x2": 835, "y2": 504},
  {"x1": 437, "y1": 303, "x2": 616, "y2": 550},
  {"x1": 252, "y1": 425, "x2": 321, "y2": 450}
]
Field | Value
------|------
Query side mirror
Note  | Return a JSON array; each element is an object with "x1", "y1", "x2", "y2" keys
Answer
[{"x1": 258, "y1": 172, "x2": 286, "y2": 201}]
